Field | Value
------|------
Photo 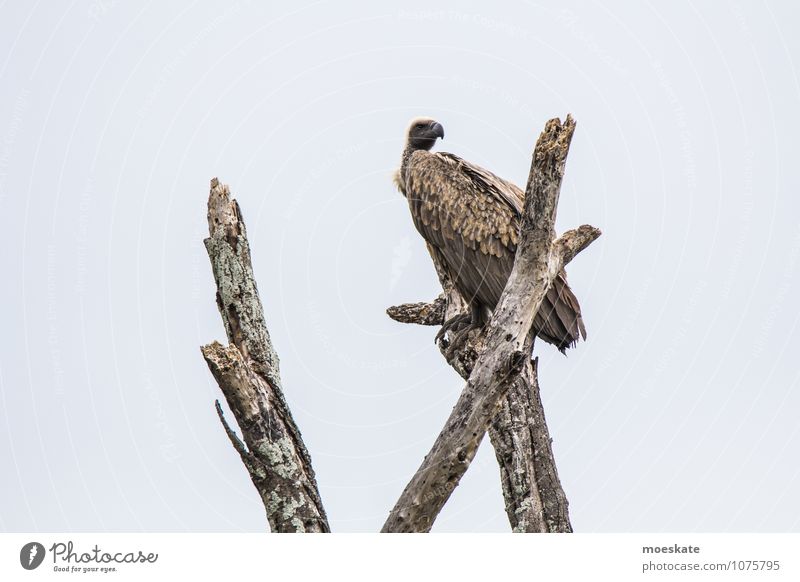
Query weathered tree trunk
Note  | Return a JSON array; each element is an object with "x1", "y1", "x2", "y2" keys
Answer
[
  {"x1": 201, "y1": 179, "x2": 329, "y2": 533},
  {"x1": 390, "y1": 276, "x2": 572, "y2": 532},
  {"x1": 390, "y1": 246, "x2": 573, "y2": 532},
  {"x1": 382, "y1": 115, "x2": 600, "y2": 533},
  {"x1": 493, "y1": 356, "x2": 573, "y2": 532},
  {"x1": 489, "y1": 354, "x2": 550, "y2": 532}
]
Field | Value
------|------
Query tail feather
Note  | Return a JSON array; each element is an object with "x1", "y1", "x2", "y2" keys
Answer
[{"x1": 533, "y1": 270, "x2": 586, "y2": 353}]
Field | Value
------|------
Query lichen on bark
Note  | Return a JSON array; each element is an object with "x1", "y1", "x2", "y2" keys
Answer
[{"x1": 201, "y1": 179, "x2": 329, "y2": 533}]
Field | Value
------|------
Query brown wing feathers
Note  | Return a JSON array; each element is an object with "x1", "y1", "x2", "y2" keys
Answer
[{"x1": 401, "y1": 147, "x2": 586, "y2": 352}]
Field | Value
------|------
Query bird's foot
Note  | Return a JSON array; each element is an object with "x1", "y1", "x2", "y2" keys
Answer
[
  {"x1": 442, "y1": 324, "x2": 478, "y2": 360},
  {"x1": 434, "y1": 312, "x2": 473, "y2": 344}
]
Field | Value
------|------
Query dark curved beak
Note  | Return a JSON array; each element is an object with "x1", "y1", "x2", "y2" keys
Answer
[{"x1": 430, "y1": 121, "x2": 445, "y2": 140}]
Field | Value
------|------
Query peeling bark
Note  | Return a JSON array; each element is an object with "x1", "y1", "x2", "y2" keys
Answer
[
  {"x1": 201, "y1": 179, "x2": 329, "y2": 533},
  {"x1": 383, "y1": 115, "x2": 599, "y2": 533}
]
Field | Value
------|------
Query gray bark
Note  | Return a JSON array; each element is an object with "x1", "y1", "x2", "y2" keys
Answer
[
  {"x1": 201, "y1": 178, "x2": 329, "y2": 533},
  {"x1": 389, "y1": 281, "x2": 571, "y2": 532},
  {"x1": 385, "y1": 294, "x2": 446, "y2": 326},
  {"x1": 382, "y1": 115, "x2": 600, "y2": 533}
]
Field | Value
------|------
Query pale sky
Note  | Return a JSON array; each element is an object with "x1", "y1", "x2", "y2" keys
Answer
[{"x1": 2, "y1": 0, "x2": 799, "y2": 532}]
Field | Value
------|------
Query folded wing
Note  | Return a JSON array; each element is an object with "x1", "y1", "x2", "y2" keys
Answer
[{"x1": 400, "y1": 150, "x2": 586, "y2": 352}]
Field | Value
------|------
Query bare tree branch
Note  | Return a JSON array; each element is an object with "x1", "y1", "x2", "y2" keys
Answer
[
  {"x1": 386, "y1": 294, "x2": 446, "y2": 326},
  {"x1": 382, "y1": 115, "x2": 600, "y2": 533},
  {"x1": 391, "y1": 286, "x2": 572, "y2": 531},
  {"x1": 201, "y1": 178, "x2": 329, "y2": 533}
]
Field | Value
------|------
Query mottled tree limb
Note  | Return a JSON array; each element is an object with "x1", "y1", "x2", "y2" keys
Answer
[
  {"x1": 386, "y1": 294, "x2": 446, "y2": 326},
  {"x1": 387, "y1": 287, "x2": 571, "y2": 531},
  {"x1": 448, "y1": 330, "x2": 571, "y2": 532},
  {"x1": 488, "y1": 348, "x2": 548, "y2": 532},
  {"x1": 383, "y1": 115, "x2": 599, "y2": 533},
  {"x1": 201, "y1": 178, "x2": 329, "y2": 533}
]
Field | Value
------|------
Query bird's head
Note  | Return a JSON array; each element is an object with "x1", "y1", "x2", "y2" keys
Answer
[{"x1": 405, "y1": 117, "x2": 445, "y2": 151}]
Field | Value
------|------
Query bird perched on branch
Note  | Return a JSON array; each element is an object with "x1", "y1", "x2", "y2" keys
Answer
[{"x1": 394, "y1": 117, "x2": 586, "y2": 352}]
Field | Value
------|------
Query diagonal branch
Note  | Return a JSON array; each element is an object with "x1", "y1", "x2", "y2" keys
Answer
[
  {"x1": 382, "y1": 115, "x2": 600, "y2": 533},
  {"x1": 390, "y1": 275, "x2": 573, "y2": 532},
  {"x1": 201, "y1": 178, "x2": 329, "y2": 533}
]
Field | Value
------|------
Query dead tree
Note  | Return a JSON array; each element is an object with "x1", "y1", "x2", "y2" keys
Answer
[
  {"x1": 201, "y1": 179, "x2": 329, "y2": 532},
  {"x1": 388, "y1": 268, "x2": 569, "y2": 532},
  {"x1": 201, "y1": 115, "x2": 600, "y2": 533}
]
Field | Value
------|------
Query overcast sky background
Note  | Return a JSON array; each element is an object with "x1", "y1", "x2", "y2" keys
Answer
[{"x1": 2, "y1": 0, "x2": 799, "y2": 533}]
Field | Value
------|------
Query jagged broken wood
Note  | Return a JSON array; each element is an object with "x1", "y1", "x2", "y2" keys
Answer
[
  {"x1": 383, "y1": 115, "x2": 600, "y2": 533},
  {"x1": 201, "y1": 178, "x2": 329, "y2": 533}
]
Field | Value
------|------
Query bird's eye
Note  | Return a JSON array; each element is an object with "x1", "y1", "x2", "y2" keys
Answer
[{"x1": 415, "y1": 123, "x2": 424, "y2": 129}]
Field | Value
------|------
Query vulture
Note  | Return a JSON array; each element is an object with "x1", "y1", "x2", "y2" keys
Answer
[{"x1": 395, "y1": 117, "x2": 586, "y2": 352}]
